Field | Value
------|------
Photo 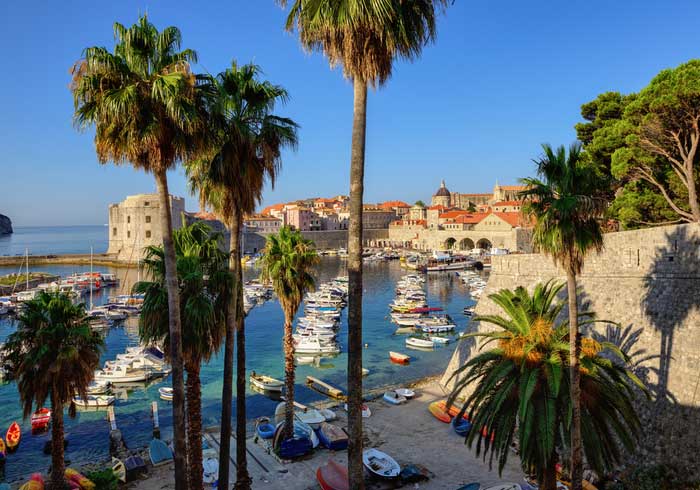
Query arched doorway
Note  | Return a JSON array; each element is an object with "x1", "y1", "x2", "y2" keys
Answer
[
  {"x1": 477, "y1": 238, "x2": 492, "y2": 250},
  {"x1": 459, "y1": 238, "x2": 475, "y2": 251},
  {"x1": 444, "y1": 237, "x2": 457, "y2": 250}
]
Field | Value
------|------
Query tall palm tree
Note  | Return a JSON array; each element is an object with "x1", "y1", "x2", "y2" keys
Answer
[
  {"x1": 448, "y1": 283, "x2": 646, "y2": 490},
  {"x1": 3, "y1": 292, "x2": 103, "y2": 490},
  {"x1": 186, "y1": 62, "x2": 298, "y2": 490},
  {"x1": 71, "y1": 16, "x2": 200, "y2": 488},
  {"x1": 259, "y1": 226, "x2": 319, "y2": 439},
  {"x1": 134, "y1": 222, "x2": 231, "y2": 490},
  {"x1": 275, "y1": 2, "x2": 449, "y2": 485},
  {"x1": 519, "y1": 143, "x2": 607, "y2": 490}
]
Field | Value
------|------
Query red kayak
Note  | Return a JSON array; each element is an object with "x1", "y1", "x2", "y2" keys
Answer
[
  {"x1": 316, "y1": 459, "x2": 349, "y2": 490},
  {"x1": 31, "y1": 408, "x2": 51, "y2": 432},
  {"x1": 6, "y1": 422, "x2": 21, "y2": 450}
]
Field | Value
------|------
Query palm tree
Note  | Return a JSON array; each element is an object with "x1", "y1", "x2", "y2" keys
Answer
[
  {"x1": 70, "y1": 16, "x2": 199, "y2": 488},
  {"x1": 276, "y1": 2, "x2": 449, "y2": 485},
  {"x1": 3, "y1": 292, "x2": 103, "y2": 490},
  {"x1": 519, "y1": 143, "x2": 607, "y2": 490},
  {"x1": 259, "y1": 226, "x2": 319, "y2": 439},
  {"x1": 447, "y1": 283, "x2": 646, "y2": 490},
  {"x1": 186, "y1": 62, "x2": 298, "y2": 490},
  {"x1": 134, "y1": 221, "x2": 231, "y2": 490}
]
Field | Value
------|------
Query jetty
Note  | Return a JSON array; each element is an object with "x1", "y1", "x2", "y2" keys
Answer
[{"x1": 305, "y1": 376, "x2": 346, "y2": 400}]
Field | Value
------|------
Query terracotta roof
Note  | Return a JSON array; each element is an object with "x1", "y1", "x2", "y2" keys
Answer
[
  {"x1": 427, "y1": 204, "x2": 451, "y2": 211},
  {"x1": 379, "y1": 200, "x2": 410, "y2": 209},
  {"x1": 492, "y1": 212, "x2": 523, "y2": 227},
  {"x1": 455, "y1": 213, "x2": 489, "y2": 224},
  {"x1": 498, "y1": 185, "x2": 527, "y2": 191},
  {"x1": 193, "y1": 211, "x2": 219, "y2": 221},
  {"x1": 438, "y1": 210, "x2": 471, "y2": 219},
  {"x1": 260, "y1": 203, "x2": 285, "y2": 215},
  {"x1": 493, "y1": 200, "x2": 522, "y2": 207},
  {"x1": 455, "y1": 193, "x2": 492, "y2": 197}
]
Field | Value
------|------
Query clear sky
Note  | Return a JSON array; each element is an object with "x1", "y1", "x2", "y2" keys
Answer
[{"x1": 2, "y1": 1, "x2": 699, "y2": 226}]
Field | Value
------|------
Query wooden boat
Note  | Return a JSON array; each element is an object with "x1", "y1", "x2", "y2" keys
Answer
[
  {"x1": 202, "y1": 457, "x2": 219, "y2": 484},
  {"x1": 158, "y1": 387, "x2": 173, "y2": 401},
  {"x1": 31, "y1": 408, "x2": 51, "y2": 432},
  {"x1": 112, "y1": 457, "x2": 126, "y2": 483},
  {"x1": 343, "y1": 403, "x2": 371, "y2": 418},
  {"x1": 452, "y1": 416, "x2": 472, "y2": 436},
  {"x1": 6, "y1": 422, "x2": 21, "y2": 451},
  {"x1": 395, "y1": 388, "x2": 415, "y2": 399},
  {"x1": 250, "y1": 373, "x2": 284, "y2": 392},
  {"x1": 19, "y1": 474, "x2": 44, "y2": 490},
  {"x1": 306, "y1": 376, "x2": 346, "y2": 400},
  {"x1": 317, "y1": 422, "x2": 348, "y2": 450},
  {"x1": 362, "y1": 448, "x2": 401, "y2": 479},
  {"x1": 148, "y1": 438, "x2": 173, "y2": 466},
  {"x1": 389, "y1": 351, "x2": 410, "y2": 363},
  {"x1": 428, "y1": 401, "x2": 452, "y2": 423},
  {"x1": 383, "y1": 391, "x2": 406, "y2": 405},
  {"x1": 65, "y1": 468, "x2": 95, "y2": 490},
  {"x1": 316, "y1": 459, "x2": 349, "y2": 490},
  {"x1": 406, "y1": 337, "x2": 434, "y2": 349}
]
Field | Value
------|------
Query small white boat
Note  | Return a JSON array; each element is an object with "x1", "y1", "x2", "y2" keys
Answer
[
  {"x1": 383, "y1": 391, "x2": 406, "y2": 405},
  {"x1": 320, "y1": 408, "x2": 337, "y2": 421},
  {"x1": 72, "y1": 394, "x2": 116, "y2": 408},
  {"x1": 362, "y1": 367, "x2": 370, "y2": 376},
  {"x1": 362, "y1": 448, "x2": 401, "y2": 479},
  {"x1": 406, "y1": 337, "x2": 434, "y2": 349},
  {"x1": 94, "y1": 364, "x2": 150, "y2": 383},
  {"x1": 159, "y1": 387, "x2": 173, "y2": 401},
  {"x1": 86, "y1": 379, "x2": 111, "y2": 394},
  {"x1": 430, "y1": 336, "x2": 451, "y2": 344},
  {"x1": 250, "y1": 373, "x2": 284, "y2": 392},
  {"x1": 395, "y1": 388, "x2": 415, "y2": 399},
  {"x1": 274, "y1": 402, "x2": 326, "y2": 429}
]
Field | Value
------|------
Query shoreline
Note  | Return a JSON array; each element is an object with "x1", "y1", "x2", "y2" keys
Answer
[{"x1": 0, "y1": 253, "x2": 130, "y2": 269}]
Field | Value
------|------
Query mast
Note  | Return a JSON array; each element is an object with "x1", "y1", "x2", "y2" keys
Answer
[
  {"x1": 90, "y1": 246, "x2": 94, "y2": 309},
  {"x1": 25, "y1": 248, "x2": 29, "y2": 290}
]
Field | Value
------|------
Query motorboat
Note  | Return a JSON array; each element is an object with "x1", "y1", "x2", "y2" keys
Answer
[
  {"x1": 294, "y1": 337, "x2": 340, "y2": 355},
  {"x1": 406, "y1": 337, "x2": 434, "y2": 349},
  {"x1": 72, "y1": 394, "x2": 116, "y2": 408},
  {"x1": 31, "y1": 408, "x2": 51, "y2": 432},
  {"x1": 395, "y1": 388, "x2": 415, "y2": 399},
  {"x1": 383, "y1": 391, "x2": 406, "y2": 405},
  {"x1": 94, "y1": 363, "x2": 150, "y2": 383},
  {"x1": 250, "y1": 373, "x2": 284, "y2": 392},
  {"x1": 416, "y1": 315, "x2": 456, "y2": 333}
]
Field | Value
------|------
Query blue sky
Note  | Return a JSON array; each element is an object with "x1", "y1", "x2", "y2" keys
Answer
[{"x1": 2, "y1": 1, "x2": 699, "y2": 226}]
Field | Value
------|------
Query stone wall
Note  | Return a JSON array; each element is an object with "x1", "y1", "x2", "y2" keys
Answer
[
  {"x1": 440, "y1": 223, "x2": 700, "y2": 477},
  {"x1": 242, "y1": 229, "x2": 391, "y2": 253}
]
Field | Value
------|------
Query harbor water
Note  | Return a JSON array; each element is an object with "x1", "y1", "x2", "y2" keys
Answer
[{"x1": 0, "y1": 253, "x2": 480, "y2": 482}]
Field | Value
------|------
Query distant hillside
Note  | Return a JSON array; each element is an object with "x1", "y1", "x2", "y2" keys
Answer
[{"x1": 0, "y1": 214, "x2": 12, "y2": 235}]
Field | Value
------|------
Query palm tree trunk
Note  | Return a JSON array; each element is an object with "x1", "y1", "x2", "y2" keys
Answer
[
  {"x1": 50, "y1": 390, "x2": 65, "y2": 490},
  {"x1": 567, "y1": 268, "x2": 583, "y2": 490},
  {"x1": 347, "y1": 77, "x2": 367, "y2": 490},
  {"x1": 155, "y1": 168, "x2": 188, "y2": 490},
  {"x1": 283, "y1": 314, "x2": 295, "y2": 440},
  {"x1": 541, "y1": 457, "x2": 559, "y2": 490},
  {"x1": 186, "y1": 361, "x2": 203, "y2": 490},
  {"x1": 219, "y1": 207, "x2": 240, "y2": 490},
  {"x1": 234, "y1": 222, "x2": 250, "y2": 490}
]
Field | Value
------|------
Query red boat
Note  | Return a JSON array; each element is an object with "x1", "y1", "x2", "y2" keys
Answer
[
  {"x1": 389, "y1": 351, "x2": 410, "y2": 364},
  {"x1": 6, "y1": 421, "x2": 21, "y2": 450},
  {"x1": 316, "y1": 459, "x2": 349, "y2": 490},
  {"x1": 31, "y1": 408, "x2": 51, "y2": 432}
]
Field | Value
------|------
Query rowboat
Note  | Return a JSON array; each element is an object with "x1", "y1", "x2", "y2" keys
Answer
[
  {"x1": 383, "y1": 391, "x2": 406, "y2": 405},
  {"x1": 6, "y1": 422, "x2": 21, "y2": 450},
  {"x1": 250, "y1": 373, "x2": 284, "y2": 392},
  {"x1": 159, "y1": 387, "x2": 173, "y2": 401},
  {"x1": 31, "y1": 408, "x2": 51, "y2": 432},
  {"x1": 317, "y1": 422, "x2": 348, "y2": 450},
  {"x1": 306, "y1": 376, "x2": 345, "y2": 400},
  {"x1": 389, "y1": 351, "x2": 410, "y2": 363},
  {"x1": 149, "y1": 438, "x2": 173, "y2": 466},
  {"x1": 112, "y1": 458, "x2": 126, "y2": 483},
  {"x1": 362, "y1": 448, "x2": 401, "y2": 479},
  {"x1": 316, "y1": 459, "x2": 349, "y2": 490},
  {"x1": 72, "y1": 395, "x2": 116, "y2": 408},
  {"x1": 406, "y1": 337, "x2": 434, "y2": 349},
  {"x1": 395, "y1": 388, "x2": 415, "y2": 399}
]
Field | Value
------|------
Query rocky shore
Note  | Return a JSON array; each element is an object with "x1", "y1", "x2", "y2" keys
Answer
[{"x1": 0, "y1": 214, "x2": 12, "y2": 235}]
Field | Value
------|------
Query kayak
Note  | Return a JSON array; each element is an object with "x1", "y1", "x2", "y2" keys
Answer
[
  {"x1": 65, "y1": 468, "x2": 96, "y2": 490},
  {"x1": 428, "y1": 401, "x2": 452, "y2": 423},
  {"x1": 6, "y1": 422, "x2": 21, "y2": 450}
]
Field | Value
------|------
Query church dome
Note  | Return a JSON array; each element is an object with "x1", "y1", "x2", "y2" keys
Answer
[{"x1": 434, "y1": 180, "x2": 450, "y2": 197}]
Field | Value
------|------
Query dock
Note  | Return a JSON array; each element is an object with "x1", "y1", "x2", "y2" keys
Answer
[{"x1": 305, "y1": 376, "x2": 346, "y2": 400}]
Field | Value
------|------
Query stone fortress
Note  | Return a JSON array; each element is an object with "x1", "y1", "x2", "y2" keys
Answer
[{"x1": 441, "y1": 222, "x2": 700, "y2": 478}]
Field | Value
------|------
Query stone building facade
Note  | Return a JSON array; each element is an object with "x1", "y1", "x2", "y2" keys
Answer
[
  {"x1": 440, "y1": 223, "x2": 700, "y2": 478},
  {"x1": 107, "y1": 194, "x2": 186, "y2": 261}
]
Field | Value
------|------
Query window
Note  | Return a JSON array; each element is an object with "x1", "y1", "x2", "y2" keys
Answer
[
  {"x1": 127, "y1": 231, "x2": 131, "y2": 238},
  {"x1": 112, "y1": 227, "x2": 117, "y2": 236},
  {"x1": 127, "y1": 216, "x2": 131, "y2": 224},
  {"x1": 145, "y1": 216, "x2": 151, "y2": 223},
  {"x1": 144, "y1": 201, "x2": 150, "y2": 206},
  {"x1": 145, "y1": 230, "x2": 152, "y2": 238}
]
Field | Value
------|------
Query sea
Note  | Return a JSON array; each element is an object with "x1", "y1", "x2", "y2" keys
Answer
[{"x1": 0, "y1": 226, "x2": 479, "y2": 482}]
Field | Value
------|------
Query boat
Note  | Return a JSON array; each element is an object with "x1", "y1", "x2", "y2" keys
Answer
[
  {"x1": 86, "y1": 380, "x2": 111, "y2": 395},
  {"x1": 112, "y1": 457, "x2": 126, "y2": 483},
  {"x1": 6, "y1": 422, "x2": 21, "y2": 451},
  {"x1": 431, "y1": 336, "x2": 451, "y2": 344},
  {"x1": 395, "y1": 388, "x2": 415, "y2": 399},
  {"x1": 250, "y1": 373, "x2": 284, "y2": 392},
  {"x1": 428, "y1": 400, "x2": 452, "y2": 423},
  {"x1": 383, "y1": 391, "x2": 406, "y2": 405},
  {"x1": 65, "y1": 468, "x2": 95, "y2": 490},
  {"x1": 457, "y1": 484, "x2": 480, "y2": 490},
  {"x1": 274, "y1": 402, "x2": 326, "y2": 428},
  {"x1": 72, "y1": 395, "x2": 116, "y2": 408},
  {"x1": 19, "y1": 474, "x2": 44, "y2": 490},
  {"x1": 159, "y1": 387, "x2": 173, "y2": 401},
  {"x1": 406, "y1": 337, "x2": 434, "y2": 349},
  {"x1": 344, "y1": 403, "x2": 371, "y2": 418},
  {"x1": 296, "y1": 356, "x2": 316, "y2": 364},
  {"x1": 31, "y1": 408, "x2": 51, "y2": 432},
  {"x1": 316, "y1": 459, "x2": 349, "y2": 490},
  {"x1": 94, "y1": 363, "x2": 150, "y2": 383},
  {"x1": 452, "y1": 416, "x2": 472, "y2": 436},
  {"x1": 362, "y1": 448, "x2": 401, "y2": 479},
  {"x1": 202, "y1": 457, "x2": 219, "y2": 484},
  {"x1": 316, "y1": 422, "x2": 348, "y2": 450},
  {"x1": 294, "y1": 337, "x2": 340, "y2": 355},
  {"x1": 273, "y1": 421, "x2": 314, "y2": 459},
  {"x1": 483, "y1": 485, "x2": 522, "y2": 490},
  {"x1": 389, "y1": 351, "x2": 410, "y2": 363},
  {"x1": 306, "y1": 376, "x2": 346, "y2": 400},
  {"x1": 148, "y1": 438, "x2": 173, "y2": 466},
  {"x1": 320, "y1": 408, "x2": 337, "y2": 421}
]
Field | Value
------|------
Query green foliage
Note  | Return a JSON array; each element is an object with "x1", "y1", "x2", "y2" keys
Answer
[
  {"x1": 2, "y1": 292, "x2": 104, "y2": 417},
  {"x1": 85, "y1": 469, "x2": 118, "y2": 490},
  {"x1": 415, "y1": 200, "x2": 426, "y2": 207},
  {"x1": 448, "y1": 283, "x2": 646, "y2": 484},
  {"x1": 604, "y1": 464, "x2": 700, "y2": 490}
]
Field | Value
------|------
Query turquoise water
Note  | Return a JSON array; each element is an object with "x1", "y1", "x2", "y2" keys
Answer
[
  {"x1": 0, "y1": 226, "x2": 108, "y2": 257},
  {"x1": 0, "y1": 259, "x2": 479, "y2": 482}
]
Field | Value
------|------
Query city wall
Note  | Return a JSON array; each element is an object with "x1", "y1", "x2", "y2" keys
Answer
[
  {"x1": 242, "y1": 229, "x2": 390, "y2": 253},
  {"x1": 440, "y1": 223, "x2": 700, "y2": 476}
]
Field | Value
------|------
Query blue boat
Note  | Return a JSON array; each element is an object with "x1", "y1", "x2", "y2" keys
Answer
[
  {"x1": 315, "y1": 422, "x2": 348, "y2": 451},
  {"x1": 456, "y1": 484, "x2": 480, "y2": 490},
  {"x1": 273, "y1": 421, "x2": 315, "y2": 459},
  {"x1": 148, "y1": 438, "x2": 173, "y2": 466},
  {"x1": 452, "y1": 416, "x2": 472, "y2": 436}
]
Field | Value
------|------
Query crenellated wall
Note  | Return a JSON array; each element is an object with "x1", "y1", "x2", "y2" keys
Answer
[{"x1": 441, "y1": 223, "x2": 700, "y2": 477}]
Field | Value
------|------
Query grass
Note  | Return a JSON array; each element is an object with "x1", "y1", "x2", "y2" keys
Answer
[{"x1": 0, "y1": 272, "x2": 55, "y2": 286}]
